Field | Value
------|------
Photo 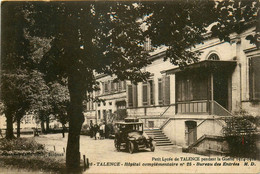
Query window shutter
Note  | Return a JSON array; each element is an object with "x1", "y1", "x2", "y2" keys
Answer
[
  {"x1": 133, "y1": 84, "x2": 138, "y2": 108},
  {"x1": 148, "y1": 80, "x2": 154, "y2": 105},
  {"x1": 143, "y1": 82, "x2": 148, "y2": 106},
  {"x1": 127, "y1": 85, "x2": 133, "y2": 107},
  {"x1": 158, "y1": 78, "x2": 163, "y2": 105},
  {"x1": 250, "y1": 57, "x2": 260, "y2": 100},
  {"x1": 108, "y1": 81, "x2": 112, "y2": 93},
  {"x1": 163, "y1": 76, "x2": 170, "y2": 105},
  {"x1": 118, "y1": 80, "x2": 122, "y2": 91},
  {"x1": 123, "y1": 81, "x2": 126, "y2": 90},
  {"x1": 114, "y1": 82, "x2": 118, "y2": 92}
]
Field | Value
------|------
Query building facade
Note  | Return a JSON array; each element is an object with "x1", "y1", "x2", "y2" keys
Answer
[{"x1": 89, "y1": 26, "x2": 259, "y2": 149}]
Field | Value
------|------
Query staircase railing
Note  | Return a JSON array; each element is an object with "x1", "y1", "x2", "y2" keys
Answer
[
  {"x1": 210, "y1": 101, "x2": 233, "y2": 116},
  {"x1": 159, "y1": 104, "x2": 175, "y2": 117}
]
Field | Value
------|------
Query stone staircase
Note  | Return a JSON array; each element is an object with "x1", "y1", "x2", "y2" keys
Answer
[{"x1": 144, "y1": 129, "x2": 173, "y2": 146}]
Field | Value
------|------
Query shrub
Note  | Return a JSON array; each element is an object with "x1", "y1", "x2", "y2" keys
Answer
[
  {"x1": 0, "y1": 155, "x2": 66, "y2": 173},
  {"x1": 223, "y1": 111, "x2": 260, "y2": 159},
  {"x1": 0, "y1": 138, "x2": 44, "y2": 151}
]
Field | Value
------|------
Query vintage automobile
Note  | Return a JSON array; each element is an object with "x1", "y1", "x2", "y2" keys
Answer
[{"x1": 114, "y1": 118, "x2": 155, "y2": 153}]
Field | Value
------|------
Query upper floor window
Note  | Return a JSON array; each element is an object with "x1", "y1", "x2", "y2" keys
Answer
[{"x1": 208, "y1": 53, "x2": 220, "y2": 60}]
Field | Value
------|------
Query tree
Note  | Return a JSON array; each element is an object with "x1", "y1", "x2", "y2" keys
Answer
[
  {"x1": 1, "y1": 2, "x2": 33, "y2": 139},
  {"x1": 49, "y1": 81, "x2": 70, "y2": 137},
  {"x1": 24, "y1": 2, "x2": 150, "y2": 170}
]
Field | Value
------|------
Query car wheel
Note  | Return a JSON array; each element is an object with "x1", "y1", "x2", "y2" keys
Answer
[
  {"x1": 150, "y1": 143, "x2": 155, "y2": 152},
  {"x1": 114, "y1": 139, "x2": 120, "y2": 151},
  {"x1": 128, "y1": 141, "x2": 135, "y2": 154}
]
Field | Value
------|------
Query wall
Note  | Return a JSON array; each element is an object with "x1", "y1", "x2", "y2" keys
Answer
[{"x1": 162, "y1": 115, "x2": 224, "y2": 147}]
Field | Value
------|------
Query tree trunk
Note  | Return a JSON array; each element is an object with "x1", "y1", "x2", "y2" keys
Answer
[
  {"x1": 5, "y1": 110, "x2": 14, "y2": 139},
  {"x1": 66, "y1": 74, "x2": 86, "y2": 171},
  {"x1": 41, "y1": 120, "x2": 45, "y2": 133},
  {"x1": 62, "y1": 124, "x2": 65, "y2": 138},
  {"x1": 46, "y1": 116, "x2": 50, "y2": 133},
  {"x1": 17, "y1": 117, "x2": 21, "y2": 138}
]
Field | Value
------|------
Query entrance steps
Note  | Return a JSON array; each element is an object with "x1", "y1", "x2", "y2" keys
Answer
[{"x1": 144, "y1": 129, "x2": 174, "y2": 147}]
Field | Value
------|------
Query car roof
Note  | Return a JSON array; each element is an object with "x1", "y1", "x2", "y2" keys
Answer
[{"x1": 115, "y1": 122, "x2": 143, "y2": 125}]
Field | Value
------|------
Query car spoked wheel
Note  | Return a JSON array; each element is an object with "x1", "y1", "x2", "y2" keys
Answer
[
  {"x1": 114, "y1": 139, "x2": 120, "y2": 151},
  {"x1": 128, "y1": 141, "x2": 135, "y2": 154},
  {"x1": 150, "y1": 143, "x2": 155, "y2": 152}
]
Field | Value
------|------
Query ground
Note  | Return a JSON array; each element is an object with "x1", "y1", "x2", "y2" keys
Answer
[
  {"x1": 1, "y1": 133, "x2": 259, "y2": 173},
  {"x1": 32, "y1": 133, "x2": 260, "y2": 173}
]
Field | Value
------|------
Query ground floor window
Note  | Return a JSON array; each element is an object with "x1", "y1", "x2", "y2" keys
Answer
[
  {"x1": 158, "y1": 76, "x2": 170, "y2": 105},
  {"x1": 127, "y1": 84, "x2": 138, "y2": 107}
]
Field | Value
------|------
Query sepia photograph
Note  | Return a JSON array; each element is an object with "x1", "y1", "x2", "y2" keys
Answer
[{"x1": 0, "y1": 0, "x2": 259, "y2": 173}]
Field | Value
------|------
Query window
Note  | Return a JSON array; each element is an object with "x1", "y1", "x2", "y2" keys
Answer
[
  {"x1": 128, "y1": 85, "x2": 133, "y2": 107},
  {"x1": 143, "y1": 80, "x2": 155, "y2": 106},
  {"x1": 104, "y1": 82, "x2": 108, "y2": 93},
  {"x1": 119, "y1": 81, "x2": 122, "y2": 91},
  {"x1": 208, "y1": 53, "x2": 220, "y2": 60},
  {"x1": 144, "y1": 37, "x2": 151, "y2": 51},
  {"x1": 127, "y1": 84, "x2": 138, "y2": 108},
  {"x1": 143, "y1": 82, "x2": 148, "y2": 106},
  {"x1": 114, "y1": 82, "x2": 118, "y2": 92},
  {"x1": 176, "y1": 72, "x2": 208, "y2": 102},
  {"x1": 149, "y1": 80, "x2": 154, "y2": 105},
  {"x1": 98, "y1": 110, "x2": 101, "y2": 119},
  {"x1": 123, "y1": 81, "x2": 126, "y2": 90},
  {"x1": 158, "y1": 78, "x2": 163, "y2": 105},
  {"x1": 250, "y1": 56, "x2": 260, "y2": 100},
  {"x1": 158, "y1": 76, "x2": 170, "y2": 105}
]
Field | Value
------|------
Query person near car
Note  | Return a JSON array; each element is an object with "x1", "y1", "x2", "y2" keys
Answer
[
  {"x1": 89, "y1": 121, "x2": 94, "y2": 138},
  {"x1": 93, "y1": 124, "x2": 99, "y2": 140},
  {"x1": 100, "y1": 123, "x2": 105, "y2": 139}
]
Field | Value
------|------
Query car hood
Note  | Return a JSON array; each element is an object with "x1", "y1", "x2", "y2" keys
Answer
[{"x1": 128, "y1": 132, "x2": 144, "y2": 139}]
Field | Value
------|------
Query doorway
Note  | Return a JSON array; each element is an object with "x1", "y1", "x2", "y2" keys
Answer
[
  {"x1": 213, "y1": 72, "x2": 229, "y2": 110},
  {"x1": 103, "y1": 110, "x2": 107, "y2": 123},
  {"x1": 185, "y1": 121, "x2": 197, "y2": 146}
]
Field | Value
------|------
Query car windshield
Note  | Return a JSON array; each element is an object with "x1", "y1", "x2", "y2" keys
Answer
[
  {"x1": 128, "y1": 131, "x2": 142, "y2": 137},
  {"x1": 122, "y1": 124, "x2": 142, "y2": 132}
]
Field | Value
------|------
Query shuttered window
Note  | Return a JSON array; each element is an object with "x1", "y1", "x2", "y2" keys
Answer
[
  {"x1": 149, "y1": 80, "x2": 155, "y2": 105},
  {"x1": 143, "y1": 82, "x2": 148, "y2": 105},
  {"x1": 158, "y1": 77, "x2": 170, "y2": 105},
  {"x1": 128, "y1": 85, "x2": 133, "y2": 107},
  {"x1": 123, "y1": 81, "x2": 126, "y2": 90},
  {"x1": 164, "y1": 76, "x2": 171, "y2": 105},
  {"x1": 250, "y1": 56, "x2": 260, "y2": 100},
  {"x1": 104, "y1": 82, "x2": 108, "y2": 93},
  {"x1": 133, "y1": 84, "x2": 138, "y2": 108},
  {"x1": 158, "y1": 78, "x2": 163, "y2": 105},
  {"x1": 118, "y1": 80, "x2": 122, "y2": 91}
]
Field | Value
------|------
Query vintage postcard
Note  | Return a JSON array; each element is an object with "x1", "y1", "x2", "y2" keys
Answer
[{"x1": 0, "y1": 0, "x2": 259, "y2": 173}]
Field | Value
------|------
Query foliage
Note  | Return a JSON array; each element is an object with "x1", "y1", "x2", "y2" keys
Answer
[
  {"x1": 0, "y1": 138, "x2": 44, "y2": 151},
  {"x1": 142, "y1": 0, "x2": 259, "y2": 66},
  {"x1": 0, "y1": 154, "x2": 65, "y2": 173},
  {"x1": 223, "y1": 111, "x2": 260, "y2": 159},
  {"x1": 225, "y1": 134, "x2": 259, "y2": 159},
  {"x1": 49, "y1": 82, "x2": 70, "y2": 126},
  {"x1": 113, "y1": 109, "x2": 128, "y2": 121}
]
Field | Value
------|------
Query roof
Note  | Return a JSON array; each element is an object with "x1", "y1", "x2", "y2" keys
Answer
[
  {"x1": 161, "y1": 60, "x2": 237, "y2": 75},
  {"x1": 114, "y1": 121, "x2": 143, "y2": 125}
]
